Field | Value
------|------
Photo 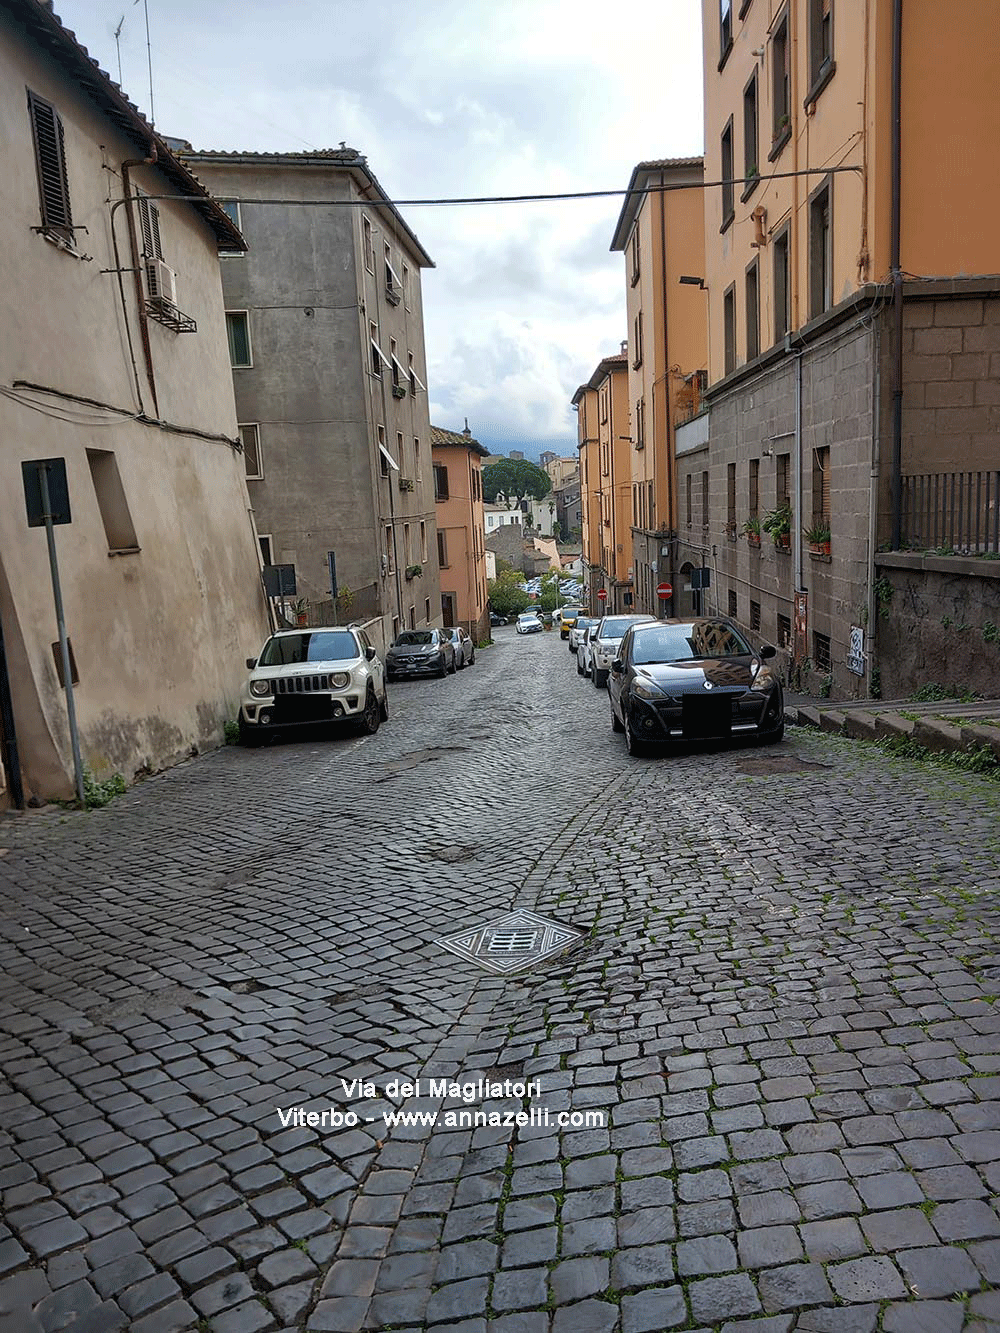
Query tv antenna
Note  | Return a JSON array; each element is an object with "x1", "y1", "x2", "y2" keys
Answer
[{"x1": 113, "y1": 1, "x2": 155, "y2": 126}]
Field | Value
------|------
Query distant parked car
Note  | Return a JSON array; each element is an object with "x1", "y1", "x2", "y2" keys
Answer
[
  {"x1": 558, "y1": 606, "x2": 584, "y2": 640},
  {"x1": 489, "y1": 611, "x2": 509, "y2": 627},
  {"x1": 577, "y1": 623, "x2": 601, "y2": 677},
  {"x1": 386, "y1": 628, "x2": 456, "y2": 679},
  {"x1": 239, "y1": 625, "x2": 387, "y2": 745},
  {"x1": 515, "y1": 612, "x2": 544, "y2": 635},
  {"x1": 568, "y1": 615, "x2": 599, "y2": 655},
  {"x1": 608, "y1": 618, "x2": 785, "y2": 756},
  {"x1": 590, "y1": 613, "x2": 658, "y2": 688},
  {"x1": 443, "y1": 626, "x2": 476, "y2": 668}
]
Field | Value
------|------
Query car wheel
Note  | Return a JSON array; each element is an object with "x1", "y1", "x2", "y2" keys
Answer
[
  {"x1": 469, "y1": 650, "x2": 475, "y2": 665},
  {"x1": 379, "y1": 689, "x2": 389, "y2": 721},
  {"x1": 611, "y1": 699, "x2": 624, "y2": 733},
  {"x1": 358, "y1": 687, "x2": 381, "y2": 734},
  {"x1": 593, "y1": 668, "x2": 607, "y2": 689},
  {"x1": 624, "y1": 712, "x2": 649, "y2": 757},
  {"x1": 438, "y1": 660, "x2": 448, "y2": 677},
  {"x1": 760, "y1": 721, "x2": 785, "y2": 745},
  {"x1": 238, "y1": 716, "x2": 261, "y2": 747},
  {"x1": 568, "y1": 640, "x2": 575, "y2": 652}
]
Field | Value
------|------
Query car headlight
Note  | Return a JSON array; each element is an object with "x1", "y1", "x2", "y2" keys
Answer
[
  {"x1": 330, "y1": 672, "x2": 350, "y2": 688},
  {"x1": 249, "y1": 679, "x2": 272, "y2": 697},
  {"x1": 631, "y1": 679, "x2": 665, "y2": 700}
]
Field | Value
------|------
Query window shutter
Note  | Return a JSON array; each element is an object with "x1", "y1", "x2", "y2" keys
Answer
[
  {"x1": 138, "y1": 197, "x2": 163, "y2": 260},
  {"x1": 822, "y1": 450, "x2": 831, "y2": 521},
  {"x1": 28, "y1": 91, "x2": 73, "y2": 234}
]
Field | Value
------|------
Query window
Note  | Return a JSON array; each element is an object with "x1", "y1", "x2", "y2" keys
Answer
[
  {"x1": 27, "y1": 90, "x2": 73, "y2": 243},
  {"x1": 258, "y1": 535, "x2": 272, "y2": 566},
  {"x1": 813, "y1": 631, "x2": 832, "y2": 671},
  {"x1": 813, "y1": 445, "x2": 831, "y2": 524},
  {"x1": 720, "y1": 119, "x2": 735, "y2": 229},
  {"x1": 384, "y1": 243, "x2": 402, "y2": 304},
  {"x1": 632, "y1": 312, "x2": 643, "y2": 368},
  {"x1": 742, "y1": 73, "x2": 759, "y2": 196},
  {"x1": 728, "y1": 590, "x2": 738, "y2": 618},
  {"x1": 777, "y1": 453, "x2": 791, "y2": 509},
  {"x1": 137, "y1": 195, "x2": 162, "y2": 261},
  {"x1": 701, "y1": 471, "x2": 709, "y2": 529},
  {"x1": 808, "y1": 0, "x2": 834, "y2": 94},
  {"x1": 437, "y1": 530, "x2": 449, "y2": 567},
  {"x1": 408, "y1": 351, "x2": 426, "y2": 394},
  {"x1": 363, "y1": 216, "x2": 374, "y2": 273},
  {"x1": 378, "y1": 424, "x2": 389, "y2": 477},
  {"x1": 397, "y1": 431, "x2": 405, "y2": 475},
  {"x1": 370, "y1": 321, "x2": 384, "y2": 377},
  {"x1": 686, "y1": 474, "x2": 693, "y2": 528},
  {"x1": 392, "y1": 617, "x2": 400, "y2": 639},
  {"x1": 777, "y1": 613, "x2": 792, "y2": 648},
  {"x1": 385, "y1": 525, "x2": 394, "y2": 572},
  {"x1": 425, "y1": 598, "x2": 431, "y2": 622},
  {"x1": 773, "y1": 226, "x2": 790, "y2": 343},
  {"x1": 723, "y1": 285, "x2": 736, "y2": 375},
  {"x1": 809, "y1": 181, "x2": 832, "y2": 318},
  {"x1": 749, "y1": 458, "x2": 760, "y2": 517},
  {"x1": 403, "y1": 523, "x2": 411, "y2": 564},
  {"x1": 226, "y1": 311, "x2": 251, "y2": 367},
  {"x1": 414, "y1": 438, "x2": 422, "y2": 481},
  {"x1": 434, "y1": 463, "x2": 449, "y2": 501},
  {"x1": 218, "y1": 200, "x2": 243, "y2": 257},
  {"x1": 750, "y1": 600, "x2": 761, "y2": 631},
  {"x1": 599, "y1": 385, "x2": 609, "y2": 424},
  {"x1": 635, "y1": 398, "x2": 645, "y2": 450},
  {"x1": 402, "y1": 262, "x2": 411, "y2": 309},
  {"x1": 409, "y1": 605, "x2": 416, "y2": 630},
  {"x1": 390, "y1": 337, "x2": 400, "y2": 389},
  {"x1": 87, "y1": 449, "x2": 138, "y2": 552},
  {"x1": 772, "y1": 12, "x2": 791, "y2": 146},
  {"x1": 727, "y1": 463, "x2": 736, "y2": 532},
  {"x1": 745, "y1": 261, "x2": 760, "y2": 361},
  {"x1": 239, "y1": 424, "x2": 262, "y2": 480},
  {"x1": 720, "y1": 0, "x2": 733, "y2": 62},
  {"x1": 629, "y1": 226, "x2": 641, "y2": 285},
  {"x1": 420, "y1": 521, "x2": 427, "y2": 562}
]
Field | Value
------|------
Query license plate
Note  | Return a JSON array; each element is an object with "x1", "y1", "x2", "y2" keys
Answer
[{"x1": 682, "y1": 695, "x2": 732, "y2": 739}]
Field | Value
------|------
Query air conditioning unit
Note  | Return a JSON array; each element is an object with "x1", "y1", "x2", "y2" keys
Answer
[{"x1": 146, "y1": 258, "x2": 176, "y2": 305}]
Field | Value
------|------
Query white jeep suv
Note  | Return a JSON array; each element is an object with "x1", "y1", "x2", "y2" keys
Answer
[{"x1": 239, "y1": 625, "x2": 388, "y2": 745}]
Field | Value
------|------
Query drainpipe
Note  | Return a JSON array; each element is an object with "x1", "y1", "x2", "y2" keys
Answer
[
  {"x1": 658, "y1": 170, "x2": 674, "y2": 618},
  {"x1": 793, "y1": 351, "x2": 803, "y2": 596},
  {"x1": 889, "y1": 0, "x2": 903, "y2": 548},
  {"x1": 120, "y1": 145, "x2": 159, "y2": 416}
]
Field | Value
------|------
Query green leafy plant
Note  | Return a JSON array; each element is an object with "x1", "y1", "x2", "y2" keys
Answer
[
  {"x1": 762, "y1": 505, "x2": 792, "y2": 546},
  {"x1": 81, "y1": 768, "x2": 127, "y2": 809},
  {"x1": 223, "y1": 719, "x2": 241, "y2": 745},
  {"x1": 869, "y1": 664, "x2": 881, "y2": 699},
  {"x1": 820, "y1": 673, "x2": 833, "y2": 699},
  {"x1": 983, "y1": 621, "x2": 1000, "y2": 644},
  {"x1": 804, "y1": 521, "x2": 831, "y2": 544},
  {"x1": 743, "y1": 515, "x2": 761, "y2": 538},
  {"x1": 873, "y1": 576, "x2": 893, "y2": 618},
  {"x1": 404, "y1": 563, "x2": 423, "y2": 579}
]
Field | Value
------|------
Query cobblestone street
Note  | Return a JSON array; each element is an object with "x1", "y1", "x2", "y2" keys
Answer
[{"x1": 2, "y1": 626, "x2": 1000, "y2": 1333}]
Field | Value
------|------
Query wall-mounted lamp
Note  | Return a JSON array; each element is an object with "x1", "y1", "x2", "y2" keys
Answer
[
  {"x1": 751, "y1": 46, "x2": 764, "y2": 57},
  {"x1": 679, "y1": 275, "x2": 707, "y2": 289}
]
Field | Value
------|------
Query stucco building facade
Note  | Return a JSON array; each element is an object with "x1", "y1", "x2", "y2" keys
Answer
[
  {"x1": 430, "y1": 424, "x2": 489, "y2": 642},
  {"x1": 0, "y1": 0, "x2": 269, "y2": 802},
  {"x1": 688, "y1": 0, "x2": 1000, "y2": 696},
  {"x1": 182, "y1": 147, "x2": 442, "y2": 654},
  {"x1": 573, "y1": 352, "x2": 631, "y2": 613}
]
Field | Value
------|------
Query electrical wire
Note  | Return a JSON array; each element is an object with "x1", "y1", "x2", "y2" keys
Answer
[{"x1": 4, "y1": 382, "x2": 242, "y2": 450}]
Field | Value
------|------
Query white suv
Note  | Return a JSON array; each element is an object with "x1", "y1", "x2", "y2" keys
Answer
[
  {"x1": 590, "y1": 613, "x2": 657, "y2": 689},
  {"x1": 239, "y1": 625, "x2": 388, "y2": 745}
]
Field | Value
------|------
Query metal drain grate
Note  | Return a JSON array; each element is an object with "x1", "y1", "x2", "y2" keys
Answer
[{"x1": 437, "y1": 909, "x2": 582, "y2": 975}]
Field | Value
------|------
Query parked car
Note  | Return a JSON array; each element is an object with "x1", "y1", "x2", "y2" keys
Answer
[
  {"x1": 386, "y1": 628, "x2": 456, "y2": 679},
  {"x1": 239, "y1": 625, "x2": 387, "y2": 745},
  {"x1": 568, "y1": 615, "x2": 599, "y2": 655},
  {"x1": 558, "y1": 606, "x2": 584, "y2": 640},
  {"x1": 590, "y1": 613, "x2": 658, "y2": 688},
  {"x1": 576, "y1": 623, "x2": 602, "y2": 677},
  {"x1": 489, "y1": 611, "x2": 509, "y2": 627},
  {"x1": 608, "y1": 618, "x2": 785, "y2": 757},
  {"x1": 515, "y1": 612, "x2": 544, "y2": 635},
  {"x1": 443, "y1": 626, "x2": 476, "y2": 668}
]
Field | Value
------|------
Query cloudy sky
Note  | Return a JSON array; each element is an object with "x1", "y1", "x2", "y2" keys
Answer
[{"x1": 56, "y1": 0, "x2": 705, "y2": 458}]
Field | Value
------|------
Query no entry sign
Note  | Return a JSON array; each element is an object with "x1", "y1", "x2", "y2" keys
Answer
[
  {"x1": 596, "y1": 589, "x2": 608, "y2": 601},
  {"x1": 656, "y1": 581, "x2": 673, "y2": 599}
]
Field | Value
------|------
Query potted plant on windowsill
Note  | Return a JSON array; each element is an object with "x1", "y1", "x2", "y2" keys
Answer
[
  {"x1": 725, "y1": 520, "x2": 738, "y2": 540},
  {"x1": 762, "y1": 505, "x2": 792, "y2": 551},
  {"x1": 405, "y1": 563, "x2": 423, "y2": 580},
  {"x1": 805, "y1": 522, "x2": 831, "y2": 557},
  {"x1": 290, "y1": 597, "x2": 309, "y2": 626},
  {"x1": 742, "y1": 515, "x2": 762, "y2": 547}
]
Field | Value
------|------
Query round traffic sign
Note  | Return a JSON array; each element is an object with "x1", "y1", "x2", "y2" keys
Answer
[
  {"x1": 596, "y1": 589, "x2": 608, "y2": 601},
  {"x1": 656, "y1": 581, "x2": 673, "y2": 599}
]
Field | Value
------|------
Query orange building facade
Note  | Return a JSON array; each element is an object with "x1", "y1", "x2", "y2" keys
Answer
[
  {"x1": 573, "y1": 352, "x2": 632, "y2": 613},
  {"x1": 430, "y1": 425, "x2": 489, "y2": 643}
]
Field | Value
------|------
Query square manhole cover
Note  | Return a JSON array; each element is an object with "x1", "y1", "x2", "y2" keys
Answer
[{"x1": 437, "y1": 909, "x2": 582, "y2": 975}]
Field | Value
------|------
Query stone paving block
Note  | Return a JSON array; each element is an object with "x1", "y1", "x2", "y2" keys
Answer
[
  {"x1": 896, "y1": 1245, "x2": 983, "y2": 1298},
  {"x1": 620, "y1": 1286, "x2": 687, "y2": 1331},
  {"x1": 881, "y1": 1300, "x2": 964, "y2": 1333},
  {"x1": 688, "y1": 1273, "x2": 761, "y2": 1324},
  {"x1": 827, "y1": 1255, "x2": 907, "y2": 1302},
  {"x1": 756, "y1": 1261, "x2": 833, "y2": 1312},
  {"x1": 424, "y1": 1276, "x2": 490, "y2": 1325},
  {"x1": 549, "y1": 1256, "x2": 608, "y2": 1305},
  {"x1": 551, "y1": 1299, "x2": 620, "y2": 1333}
]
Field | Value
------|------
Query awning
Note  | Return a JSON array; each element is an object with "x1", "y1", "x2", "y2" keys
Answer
[
  {"x1": 409, "y1": 363, "x2": 426, "y2": 392},
  {"x1": 378, "y1": 439, "x2": 399, "y2": 471}
]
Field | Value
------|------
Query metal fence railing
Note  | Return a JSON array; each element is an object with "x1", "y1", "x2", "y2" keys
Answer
[{"x1": 901, "y1": 471, "x2": 1000, "y2": 555}]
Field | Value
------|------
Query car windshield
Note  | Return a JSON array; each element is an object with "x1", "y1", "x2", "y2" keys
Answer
[
  {"x1": 600, "y1": 617, "x2": 648, "y2": 639},
  {"x1": 631, "y1": 623, "x2": 752, "y2": 664},
  {"x1": 444, "y1": 629, "x2": 460, "y2": 640},
  {"x1": 259, "y1": 630, "x2": 358, "y2": 665},
  {"x1": 395, "y1": 631, "x2": 434, "y2": 646}
]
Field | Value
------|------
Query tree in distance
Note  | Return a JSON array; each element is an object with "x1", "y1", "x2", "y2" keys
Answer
[
  {"x1": 488, "y1": 568, "x2": 533, "y2": 618},
  {"x1": 483, "y1": 458, "x2": 552, "y2": 508}
]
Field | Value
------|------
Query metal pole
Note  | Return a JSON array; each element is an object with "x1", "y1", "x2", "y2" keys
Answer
[{"x1": 38, "y1": 464, "x2": 85, "y2": 806}]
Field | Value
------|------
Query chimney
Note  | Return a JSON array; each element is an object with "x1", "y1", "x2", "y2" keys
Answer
[{"x1": 462, "y1": 418, "x2": 471, "y2": 437}]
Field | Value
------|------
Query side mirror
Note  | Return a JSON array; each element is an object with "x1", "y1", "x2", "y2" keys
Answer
[
  {"x1": 246, "y1": 657, "x2": 257, "y2": 669},
  {"x1": 365, "y1": 645, "x2": 376, "y2": 661},
  {"x1": 611, "y1": 659, "x2": 624, "y2": 675},
  {"x1": 759, "y1": 644, "x2": 777, "y2": 660}
]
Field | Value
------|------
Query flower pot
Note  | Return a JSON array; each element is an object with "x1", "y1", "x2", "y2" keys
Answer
[{"x1": 747, "y1": 535, "x2": 761, "y2": 548}]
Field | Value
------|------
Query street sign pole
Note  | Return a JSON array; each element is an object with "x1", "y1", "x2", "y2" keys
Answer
[{"x1": 37, "y1": 464, "x2": 85, "y2": 807}]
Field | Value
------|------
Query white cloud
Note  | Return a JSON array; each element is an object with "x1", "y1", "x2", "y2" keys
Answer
[{"x1": 57, "y1": 0, "x2": 704, "y2": 454}]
